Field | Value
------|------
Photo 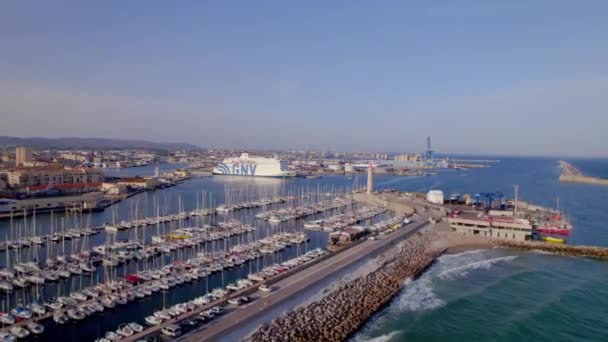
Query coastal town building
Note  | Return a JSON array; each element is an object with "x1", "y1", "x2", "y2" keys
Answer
[
  {"x1": 394, "y1": 153, "x2": 422, "y2": 162},
  {"x1": 117, "y1": 177, "x2": 161, "y2": 189},
  {"x1": 3, "y1": 166, "x2": 104, "y2": 190},
  {"x1": 59, "y1": 151, "x2": 91, "y2": 163},
  {"x1": 15, "y1": 146, "x2": 33, "y2": 166}
]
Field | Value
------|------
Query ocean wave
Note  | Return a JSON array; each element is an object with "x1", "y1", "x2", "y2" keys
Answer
[
  {"x1": 438, "y1": 255, "x2": 517, "y2": 280},
  {"x1": 438, "y1": 248, "x2": 488, "y2": 261},
  {"x1": 395, "y1": 276, "x2": 445, "y2": 312}
]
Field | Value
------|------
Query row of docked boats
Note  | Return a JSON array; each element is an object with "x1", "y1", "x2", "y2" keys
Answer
[
  {"x1": 216, "y1": 196, "x2": 292, "y2": 213},
  {"x1": 0, "y1": 220, "x2": 257, "y2": 293},
  {"x1": 0, "y1": 229, "x2": 311, "y2": 339},
  {"x1": 256, "y1": 197, "x2": 354, "y2": 223},
  {"x1": 303, "y1": 205, "x2": 387, "y2": 232},
  {"x1": 104, "y1": 206, "x2": 216, "y2": 232},
  {"x1": 97, "y1": 248, "x2": 327, "y2": 341},
  {"x1": 0, "y1": 320, "x2": 44, "y2": 340},
  {"x1": 103, "y1": 194, "x2": 292, "y2": 232},
  {"x1": 0, "y1": 228, "x2": 100, "y2": 252}
]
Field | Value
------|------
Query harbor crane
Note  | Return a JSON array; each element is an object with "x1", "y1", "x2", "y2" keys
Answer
[
  {"x1": 425, "y1": 136, "x2": 434, "y2": 162},
  {"x1": 474, "y1": 192, "x2": 504, "y2": 210}
]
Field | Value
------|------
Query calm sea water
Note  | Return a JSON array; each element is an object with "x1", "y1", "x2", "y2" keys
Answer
[{"x1": 2, "y1": 156, "x2": 608, "y2": 341}]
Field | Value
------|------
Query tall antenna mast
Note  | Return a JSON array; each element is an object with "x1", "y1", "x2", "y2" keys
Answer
[{"x1": 513, "y1": 184, "x2": 519, "y2": 217}]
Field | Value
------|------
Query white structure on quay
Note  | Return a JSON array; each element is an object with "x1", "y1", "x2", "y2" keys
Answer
[
  {"x1": 448, "y1": 211, "x2": 533, "y2": 241},
  {"x1": 426, "y1": 190, "x2": 444, "y2": 204}
]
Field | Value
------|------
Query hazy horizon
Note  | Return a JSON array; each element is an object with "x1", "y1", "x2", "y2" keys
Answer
[{"x1": 2, "y1": 1, "x2": 607, "y2": 156}]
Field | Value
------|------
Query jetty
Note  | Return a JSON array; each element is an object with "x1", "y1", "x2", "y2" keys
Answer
[{"x1": 559, "y1": 160, "x2": 608, "y2": 185}]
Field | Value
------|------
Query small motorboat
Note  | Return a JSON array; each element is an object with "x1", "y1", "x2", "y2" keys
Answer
[
  {"x1": 0, "y1": 312, "x2": 16, "y2": 325},
  {"x1": 80, "y1": 304, "x2": 95, "y2": 316},
  {"x1": 227, "y1": 297, "x2": 241, "y2": 306},
  {"x1": 541, "y1": 236, "x2": 565, "y2": 244},
  {"x1": 11, "y1": 278, "x2": 27, "y2": 288},
  {"x1": 105, "y1": 331, "x2": 119, "y2": 341},
  {"x1": 45, "y1": 299, "x2": 63, "y2": 311},
  {"x1": 11, "y1": 306, "x2": 32, "y2": 319},
  {"x1": 70, "y1": 291, "x2": 88, "y2": 302},
  {"x1": 90, "y1": 301, "x2": 105, "y2": 313},
  {"x1": 258, "y1": 284, "x2": 272, "y2": 293},
  {"x1": 83, "y1": 288, "x2": 100, "y2": 298},
  {"x1": 53, "y1": 311, "x2": 69, "y2": 324},
  {"x1": 0, "y1": 331, "x2": 15, "y2": 342},
  {"x1": 128, "y1": 322, "x2": 144, "y2": 333},
  {"x1": 67, "y1": 308, "x2": 86, "y2": 321},
  {"x1": 29, "y1": 302, "x2": 47, "y2": 315},
  {"x1": 9, "y1": 326, "x2": 29, "y2": 339},
  {"x1": 26, "y1": 322, "x2": 45, "y2": 335},
  {"x1": 144, "y1": 315, "x2": 162, "y2": 326},
  {"x1": 114, "y1": 296, "x2": 127, "y2": 306},
  {"x1": 116, "y1": 324, "x2": 134, "y2": 337},
  {"x1": 101, "y1": 297, "x2": 116, "y2": 309},
  {"x1": 153, "y1": 310, "x2": 171, "y2": 321}
]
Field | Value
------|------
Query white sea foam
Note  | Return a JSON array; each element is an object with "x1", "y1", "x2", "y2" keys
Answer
[
  {"x1": 362, "y1": 331, "x2": 402, "y2": 342},
  {"x1": 395, "y1": 276, "x2": 445, "y2": 312},
  {"x1": 437, "y1": 255, "x2": 517, "y2": 280}
]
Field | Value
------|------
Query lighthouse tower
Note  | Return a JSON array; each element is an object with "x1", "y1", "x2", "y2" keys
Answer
[{"x1": 367, "y1": 162, "x2": 374, "y2": 194}]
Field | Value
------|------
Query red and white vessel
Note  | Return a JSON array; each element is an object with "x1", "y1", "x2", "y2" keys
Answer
[{"x1": 537, "y1": 214, "x2": 572, "y2": 236}]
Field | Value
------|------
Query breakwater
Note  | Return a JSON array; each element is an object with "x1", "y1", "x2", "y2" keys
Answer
[
  {"x1": 559, "y1": 160, "x2": 608, "y2": 185},
  {"x1": 247, "y1": 232, "x2": 445, "y2": 342},
  {"x1": 493, "y1": 239, "x2": 608, "y2": 259},
  {"x1": 439, "y1": 231, "x2": 608, "y2": 260}
]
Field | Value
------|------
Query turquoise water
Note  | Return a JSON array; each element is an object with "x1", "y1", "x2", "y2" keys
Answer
[{"x1": 352, "y1": 249, "x2": 608, "y2": 342}]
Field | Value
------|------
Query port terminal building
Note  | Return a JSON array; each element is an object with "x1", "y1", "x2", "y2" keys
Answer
[{"x1": 447, "y1": 210, "x2": 533, "y2": 241}]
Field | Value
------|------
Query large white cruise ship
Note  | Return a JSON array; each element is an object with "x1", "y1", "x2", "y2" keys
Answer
[{"x1": 213, "y1": 153, "x2": 295, "y2": 177}]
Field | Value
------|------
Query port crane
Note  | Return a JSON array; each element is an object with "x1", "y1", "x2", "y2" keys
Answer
[{"x1": 474, "y1": 192, "x2": 504, "y2": 210}]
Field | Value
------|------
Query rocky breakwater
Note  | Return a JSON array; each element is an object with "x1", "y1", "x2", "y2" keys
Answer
[
  {"x1": 247, "y1": 232, "x2": 445, "y2": 342},
  {"x1": 492, "y1": 239, "x2": 608, "y2": 260},
  {"x1": 437, "y1": 231, "x2": 608, "y2": 260}
]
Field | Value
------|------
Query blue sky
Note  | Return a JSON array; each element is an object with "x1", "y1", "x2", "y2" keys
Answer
[{"x1": 1, "y1": 1, "x2": 607, "y2": 156}]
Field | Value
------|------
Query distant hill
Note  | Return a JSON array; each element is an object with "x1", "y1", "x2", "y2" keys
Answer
[{"x1": 0, "y1": 136, "x2": 199, "y2": 150}]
